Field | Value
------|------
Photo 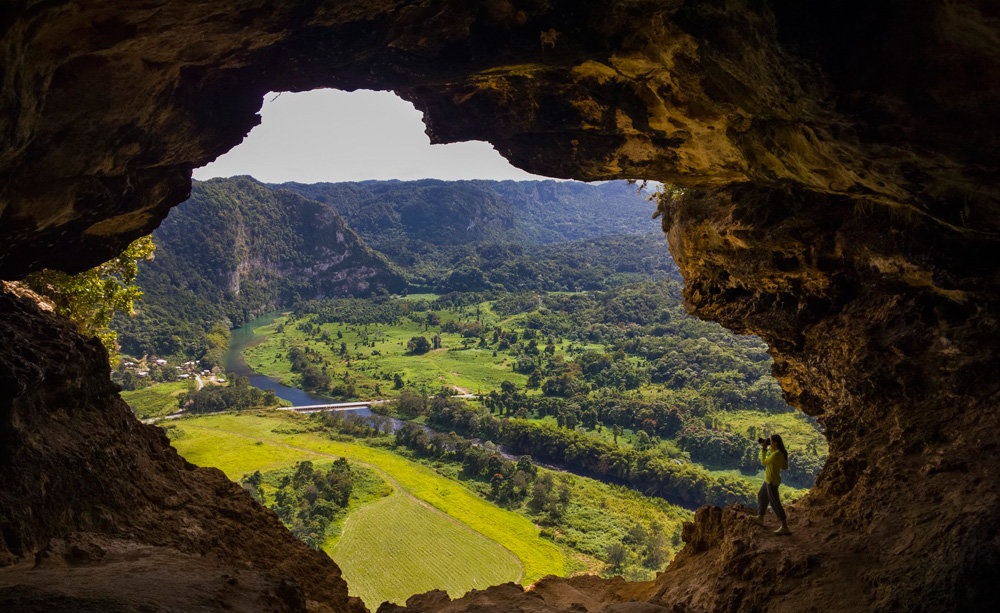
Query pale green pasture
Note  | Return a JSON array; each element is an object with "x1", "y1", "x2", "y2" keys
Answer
[
  {"x1": 331, "y1": 493, "x2": 522, "y2": 609},
  {"x1": 397, "y1": 293, "x2": 439, "y2": 301},
  {"x1": 242, "y1": 318, "x2": 305, "y2": 386},
  {"x1": 166, "y1": 418, "x2": 325, "y2": 478},
  {"x1": 167, "y1": 412, "x2": 566, "y2": 583},
  {"x1": 376, "y1": 347, "x2": 524, "y2": 393},
  {"x1": 122, "y1": 380, "x2": 193, "y2": 419}
]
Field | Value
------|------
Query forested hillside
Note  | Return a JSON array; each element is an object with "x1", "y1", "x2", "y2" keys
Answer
[
  {"x1": 276, "y1": 180, "x2": 655, "y2": 247},
  {"x1": 276, "y1": 180, "x2": 662, "y2": 291},
  {"x1": 116, "y1": 178, "x2": 666, "y2": 360},
  {"x1": 116, "y1": 177, "x2": 406, "y2": 358}
]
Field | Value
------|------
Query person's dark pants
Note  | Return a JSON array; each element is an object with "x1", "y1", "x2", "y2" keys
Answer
[{"x1": 757, "y1": 482, "x2": 786, "y2": 523}]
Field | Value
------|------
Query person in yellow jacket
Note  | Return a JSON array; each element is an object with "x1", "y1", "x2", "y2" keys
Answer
[{"x1": 755, "y1": 434, "x2": 791, "y2": 535}]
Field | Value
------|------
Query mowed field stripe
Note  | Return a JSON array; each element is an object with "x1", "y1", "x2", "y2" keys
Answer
[{"x1": 331, "y1": 492, "x2": 521, "y2": 608}]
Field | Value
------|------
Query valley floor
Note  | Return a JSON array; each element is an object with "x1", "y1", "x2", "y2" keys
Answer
[{"x1": 168, "y1": 411, "x2": 565, "y2": 609}]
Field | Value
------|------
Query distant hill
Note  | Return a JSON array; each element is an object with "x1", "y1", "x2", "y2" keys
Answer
[
  {"x1": 276, "y1": 180, "x2": 668, "y2": 291},
  {"x1": 276, "y1": 179, "x2": 657, "y2": 247},
  {"x1": 116, "y1": 177, "x2": 406, "y2": 357},
  {"x1": 115, "y1": 177, "x2": 675, "y2": 360}
]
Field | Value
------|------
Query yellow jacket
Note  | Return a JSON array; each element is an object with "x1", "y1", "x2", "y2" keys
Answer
[{"x1": 761, "y1": 447, "x2": 787, "y2": 486}]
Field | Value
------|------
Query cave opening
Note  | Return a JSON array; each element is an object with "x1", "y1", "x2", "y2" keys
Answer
[
  {"x1": 103, "y1": 87, "x2": 828, "y2": 609},
  {"x1": 4, "y1": 2, "x2": 996, "y2": 610},
  {"x1": 194, "y1": 89, "x2": 547, "y2": 183}
]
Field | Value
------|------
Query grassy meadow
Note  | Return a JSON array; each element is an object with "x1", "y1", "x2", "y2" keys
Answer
[
  {"x1": 331, "y1": 492, "x2": 522, "y2": 607},
  {"x1": 417, "y1": 452, "x2": 689, "y2": 579},
  {"x1": 166, "y1": 412, "x2": 566, "y2": 598},
  {"x1": 121, "y1": 380, "x2": 193, "y2": 419},
  {"x1": 243, "y1": 312, "x2": 530, "y2": 396},
  {"x1": 712, "y1": 410, "x2": 828, "y2": 457}
]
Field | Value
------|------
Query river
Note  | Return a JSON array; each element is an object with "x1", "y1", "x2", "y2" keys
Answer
[
  {"x1": 224, "y1": 314, "x2": 517, "y2": 446},
  {"x1": 226, "y1": 312, "x2": 373, "y2": 415}
]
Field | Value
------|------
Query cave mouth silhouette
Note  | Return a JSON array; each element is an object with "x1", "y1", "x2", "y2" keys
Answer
[{"x1": 2, "y1": 2, "x2": 998, "y2": 611}]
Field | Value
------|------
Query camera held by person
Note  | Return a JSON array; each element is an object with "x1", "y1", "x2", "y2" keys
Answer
[{"x1": 752, "y1": 434, "x2": 791, "y2": 535}]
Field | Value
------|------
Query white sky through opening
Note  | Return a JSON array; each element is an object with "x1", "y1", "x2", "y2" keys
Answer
[{"x1": 194, "y1": 89, "x2": 549, "y2": 183}]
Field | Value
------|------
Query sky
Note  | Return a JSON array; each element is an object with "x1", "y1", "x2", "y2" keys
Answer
[{"x1": 194, "y1": 89, "x2": 549, "y2": 183}]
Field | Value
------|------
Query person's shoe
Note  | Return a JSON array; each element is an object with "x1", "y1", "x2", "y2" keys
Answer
[
  {"x1": 773, "y1": 526, "x2": 791, "y2": 536},
  {"x1": 750, "y1": 516, "x2": 764, "y2": 526}
]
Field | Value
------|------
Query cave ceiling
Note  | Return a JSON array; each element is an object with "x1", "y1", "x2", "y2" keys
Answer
[{"x1": 2, "y1": 0, "x2": 997, "y2": 279}]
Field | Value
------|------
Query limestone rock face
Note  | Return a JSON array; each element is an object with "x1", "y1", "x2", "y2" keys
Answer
[
  {"x1": 0, "y1": 288, "x2": 363, "y2": 612},
  {"x1": 1, "y1": 1, "x2": 999, "y2": 612},
  {"x1": 655, "y1": 185, "x2": 1000, "y2": 611}
]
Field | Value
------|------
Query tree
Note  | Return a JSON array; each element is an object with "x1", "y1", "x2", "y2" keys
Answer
[
  {"x1": 407, "y1": 336, "x2": 432, "y2": 354},
  {"x1": 642, "y1": 531, "x2": 669, "y2": 569},
  {"x1": 606, "y1": 542, "x2": 627, "y2": 572},
  {"x1": 527, "y1": 370, "x2": 542, "y2": 389},
  {"x1": 516, "y1": 455, "x2": 537, "y2": 478},
  {"x1": 528, "y1": 473, "x2": 554, "y2": 512},
  {"x1": 241, "y1": 470, "x2": 264, "y2": 503},
  {"x1": 22, "y1": 235, "x2": 155, "y2": 363},
  {"x1": 510, "y1": 470, "x2": 531, "y2": 499},
  {"x1": 397, "y1": 389, "x2": 427, "y2": 417}
]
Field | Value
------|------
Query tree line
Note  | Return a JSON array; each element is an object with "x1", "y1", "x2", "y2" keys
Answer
[
  {"x1": 394, "y1": 393, "x2": 758, "y2": 509},
  {"x1": 180, "y1": 374, "x2": 281, "y2": 414}
]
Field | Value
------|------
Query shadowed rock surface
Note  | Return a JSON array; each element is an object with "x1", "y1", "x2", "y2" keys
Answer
[
  {"x1": 0, "y1": 286, "x2": 364, "y2": 612},
  {"x1": 1, "y1": 1, "x2": 998, "y2": 611}
]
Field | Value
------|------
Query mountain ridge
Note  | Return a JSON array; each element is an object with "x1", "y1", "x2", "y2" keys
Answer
[
  {"x1": 116, "y1": 177, "x2": 671, "y2": 360},
  {"x1": 274, "y1": 179, "x2": 657, "y2": 249}
]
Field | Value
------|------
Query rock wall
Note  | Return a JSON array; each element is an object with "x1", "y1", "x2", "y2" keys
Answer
[
  {"x1": 2, "y1": 1, "x2": 999, "y2": 611},
  {"x1": 5, "y1": 1, "x2": 997, "y2": 276},
  {"x1": 0, "y1": 286, "x2": 364, "y2": 612},
  {"x1": 653, "y1": 185, "x2": 1000, "y2": 611}
]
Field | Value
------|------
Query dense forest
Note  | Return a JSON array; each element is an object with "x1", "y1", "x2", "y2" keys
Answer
[
  {"x1": 275, "y1": 179, "x2": 656, "y2": 257},
  {"x1": 115, "y1": 177, "x2": 406, "y2": 359},
  {"x1": 288, "y1": 180, "x2": 665, "y2": 294}
]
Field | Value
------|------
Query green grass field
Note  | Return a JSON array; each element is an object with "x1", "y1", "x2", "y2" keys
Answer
[
  {"x1": 121, "y1": 380, "x2": 193, "y2": 419},
  {"x1": 331, "y1": 493, "x2": 522, "y2": 608},
  {"x1": 415, "y1": 452, "x2": 688, "y2": 579},
  {"x1": 243, "y1": 314, "x2": 528, "y2": 396},
  {"x1": 166, "y1": 412, "x2": 566, "y2": 589}
]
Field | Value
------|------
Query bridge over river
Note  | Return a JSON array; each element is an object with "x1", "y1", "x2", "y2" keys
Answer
[{"x1": 278, "y1": 401, "x2": 380, "y2": 414}]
